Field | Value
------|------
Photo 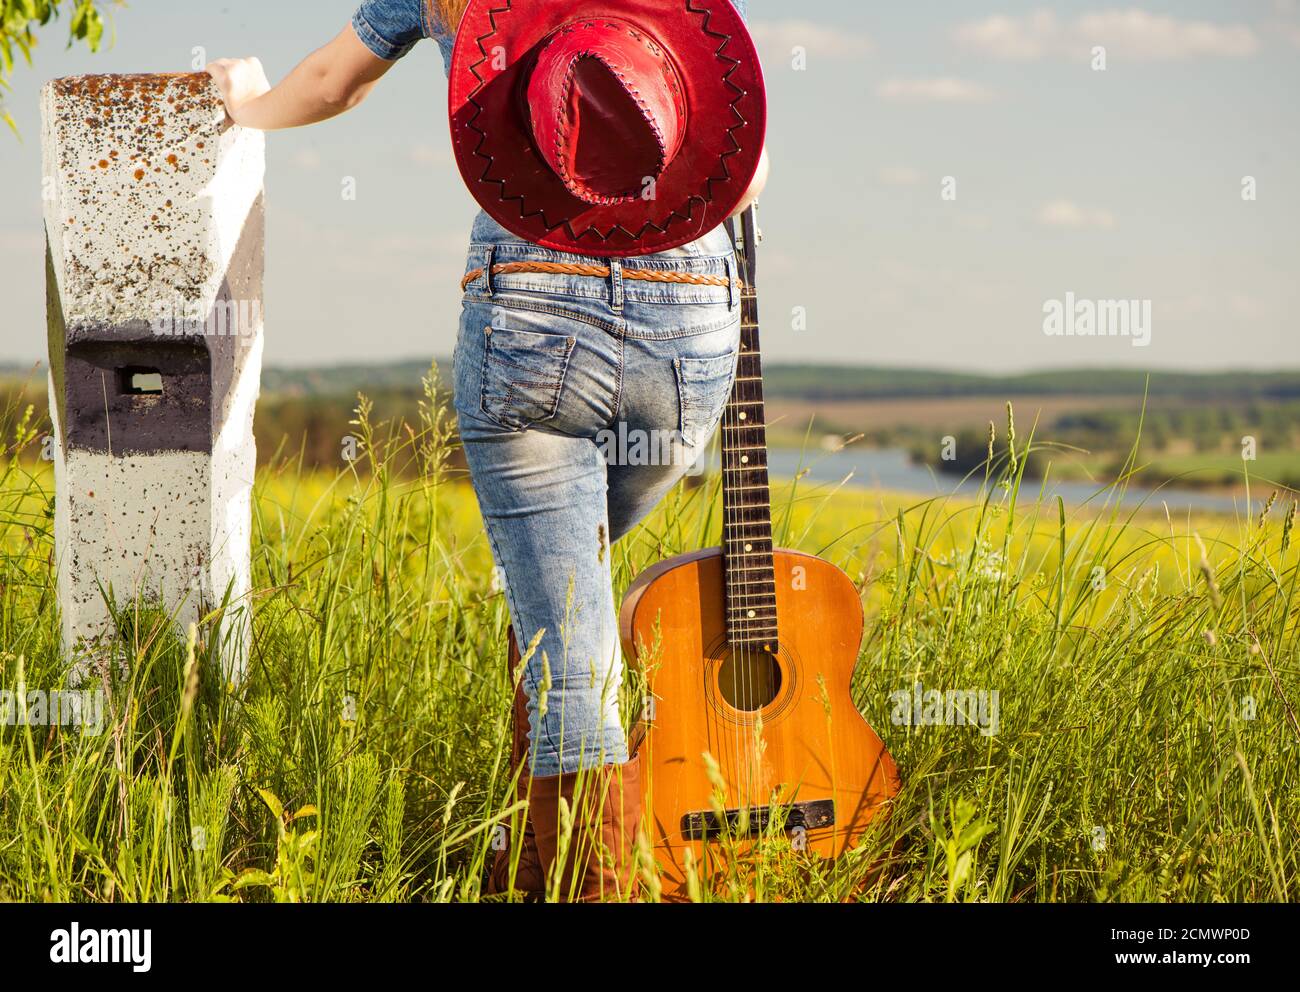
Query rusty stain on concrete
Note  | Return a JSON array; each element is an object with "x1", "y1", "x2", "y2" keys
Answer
[{"x1": 41, "y1": 73, "x2": 249, "y2": 326}]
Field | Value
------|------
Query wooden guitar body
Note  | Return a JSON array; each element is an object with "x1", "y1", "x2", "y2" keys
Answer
[{"x1": 619, "y1": 546, "x2": 899, "y2": 896}]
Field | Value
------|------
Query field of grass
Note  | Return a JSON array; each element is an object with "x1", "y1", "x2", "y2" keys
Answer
[
  {"x1": 1139, "y1": 452, "x2": 1300, "y2": 491},
  {"x1": 1, "y1": 379, "x2": 1297, "y2": 902}
]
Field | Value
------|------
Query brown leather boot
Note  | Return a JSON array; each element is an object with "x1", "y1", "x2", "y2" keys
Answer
[
  {"x1": 487, "y1": 628, "x2": 546, "y2": 897},
  {"x1": 531, "y1": 751, "x2": 643, "y2": 902}
]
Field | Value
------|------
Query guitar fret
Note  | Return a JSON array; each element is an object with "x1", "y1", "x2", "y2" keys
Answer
[{"x1": 720, "y1": 230, "x2": 777, "y2": 640}]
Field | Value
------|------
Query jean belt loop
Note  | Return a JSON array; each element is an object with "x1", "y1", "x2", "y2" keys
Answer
[
  {"x1": 608, "y1": 258, "x2": 624, "y2": 313},
  {"x1": 482, "y1": 245, "x2": 497, "y2": 297},
  {"x1": 726, "y1": 255, "x2": 737, "y2": 310}
]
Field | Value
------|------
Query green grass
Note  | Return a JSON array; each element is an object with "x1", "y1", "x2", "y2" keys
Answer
[
  {"x1": 0, "y1": 377, "x2": 1297, "y2": 902},
  {"x1": 1140, "y1": 452, "x2": 1300, "y2": 491}
]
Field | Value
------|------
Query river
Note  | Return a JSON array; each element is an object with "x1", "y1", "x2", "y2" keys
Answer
[{"x1": 752, "y1": 447, "x2": 1270, "y2": 517}]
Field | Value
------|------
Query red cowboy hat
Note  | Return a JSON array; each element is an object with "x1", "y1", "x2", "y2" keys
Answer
[{"x1": 448, "y1": 0, "x2": 766, "y2": 257}]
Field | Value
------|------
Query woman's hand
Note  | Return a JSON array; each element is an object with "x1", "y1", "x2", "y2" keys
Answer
[
  {"x1": 201, "y1": 28, "x2": 395, "y2": 131},
  {"x1": 205, "y1": 57, "x2": 272, "y2": 127}
]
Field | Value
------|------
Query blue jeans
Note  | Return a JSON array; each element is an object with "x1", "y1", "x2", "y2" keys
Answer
[{"x1": 453, "y1": 214, "x2": 741, "y2": 777}]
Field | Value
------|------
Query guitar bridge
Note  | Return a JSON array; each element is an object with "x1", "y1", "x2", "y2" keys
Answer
[{"x1": 680, "y1": 799, "x2": 835, "y2": 840}]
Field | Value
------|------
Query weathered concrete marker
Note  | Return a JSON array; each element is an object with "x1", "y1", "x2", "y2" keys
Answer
[{"x1": 41, "y1": 73, "x2": 265, "y2": 682}]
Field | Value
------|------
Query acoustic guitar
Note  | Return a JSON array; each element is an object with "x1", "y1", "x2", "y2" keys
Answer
[{"x1": 619, "y1": 207, "x2": 900, "y2": 897}]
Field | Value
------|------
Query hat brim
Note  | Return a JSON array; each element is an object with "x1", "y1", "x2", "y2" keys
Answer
[{"x1": 449, "y1": 0, "x2": 767, "y2": 257}]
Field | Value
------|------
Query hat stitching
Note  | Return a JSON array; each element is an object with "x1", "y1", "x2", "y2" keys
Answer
[
  {"x1": 553, "y1": 0, "x2": 744, "y2": 244},
  {"x1": 548, "y1": 45, "x2": 669, "y2": 207}
]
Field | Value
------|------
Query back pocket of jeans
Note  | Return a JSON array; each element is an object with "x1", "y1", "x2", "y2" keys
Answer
[
  {"x1": 480, "y1": 325, "x2": 576, "y2": 431},
  {"x1": 674, "y1": 351, "x2": 738, "y2": 447}
]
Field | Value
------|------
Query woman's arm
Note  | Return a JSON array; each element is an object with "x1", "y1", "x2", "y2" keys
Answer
[
  {"x1": 731, "y1": 146, "x2": 770, "y2": 217},
  {"x1": 206, "y1": 25, "x2": 395, "y2": 131}
]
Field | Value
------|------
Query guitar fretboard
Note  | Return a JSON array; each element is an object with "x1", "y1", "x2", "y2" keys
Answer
[{"x1": 720, "y1": 285, "x2": 777, "y2": 650}]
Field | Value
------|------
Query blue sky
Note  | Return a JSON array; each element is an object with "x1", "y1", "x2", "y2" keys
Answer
[{"x1": 1, "y1": 0, "x2": 1297, "y2": 371}]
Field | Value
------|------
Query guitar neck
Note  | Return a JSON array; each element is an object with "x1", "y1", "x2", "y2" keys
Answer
[{"x1": 721, "y1": 210, "x2": 777, "y2": 650}]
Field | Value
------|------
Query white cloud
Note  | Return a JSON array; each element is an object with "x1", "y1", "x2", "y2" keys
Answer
[
  {"x1": 0, "y1": 230, "x2": 43, "y2": 254},
  {"x1": 748, "y1": 20, "x2": 875, "y2": 60},
  {"x1": 956, "y1": 212, "x2": 994, "y2": 232},
  {"x1": 1229, "y1": 294, "x2": 1267, "y2": 319},
  {"x1": 410, "y1": 143, "x2": 451, "y2": 167},
  {"x1": 954, "y1": 8, "x2": 1260, "y2": 61},
  {"x1": 1037, "y1": 200, "x2": 1117, "y2": 229},
  {"x1": 290, "y1": 148, "x2": 322, "y2": 170},
  {"x1": 876, "y1": 77, "x2": 995, "y2": 103},
  {"x1": 878, "y1": 166, "x2": 922, "y2": 186},
  {"x1": 953, "y1": 11, "x2": 1061, "y2": 60}
]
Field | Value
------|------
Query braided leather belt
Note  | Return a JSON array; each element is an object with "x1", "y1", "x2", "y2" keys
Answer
[{"x1": 460, "y1": 260, "x2": 739, "y2": 293}]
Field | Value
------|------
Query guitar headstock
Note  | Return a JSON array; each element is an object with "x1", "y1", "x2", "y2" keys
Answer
[{"x1": 727, "y1": 204, "x2": 759, "y2": 293}]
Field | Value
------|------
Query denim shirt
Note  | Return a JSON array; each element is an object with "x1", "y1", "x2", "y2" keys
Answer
[{"x1": 352, "y1": 0, "x2": 748, "y2": 74}]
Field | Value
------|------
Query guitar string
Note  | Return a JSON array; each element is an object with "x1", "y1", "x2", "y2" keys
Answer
[
  {"x1": 734, "y1": 214, "x2": 759, "y2": 821},
  {"x1": 741, "y1": 210, "x2": 767, "y2": 818},
  {"x1": 725, "y1": 271, "x2": 745, "y2": 820},
  {"x1": 738, "y1": 227, "x2": 757, "y2": 819},
  {"x1": 725, "y1": 221, "x2": 747, "y2": 822},
  {"x1": 745, "y1": 218, "x2": 768, "y2": 821},
  {"x1": 740, "y1": 288, "x2": 757, "y2": 815}
]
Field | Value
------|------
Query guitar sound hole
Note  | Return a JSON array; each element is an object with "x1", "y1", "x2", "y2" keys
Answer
[{"x1": 717, "y1": 644, "x2": 782, "y2": 712}]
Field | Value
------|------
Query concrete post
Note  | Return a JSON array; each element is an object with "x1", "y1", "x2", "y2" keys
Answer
[{"x1": 41, "y1": 73, "x2": 265, "y2": 683}]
